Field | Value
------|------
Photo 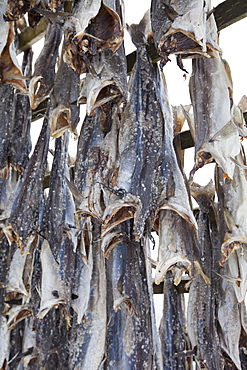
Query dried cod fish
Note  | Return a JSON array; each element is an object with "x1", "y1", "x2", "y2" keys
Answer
[
  {"x1": 78, "y1": 43, "x2": 127, "y2": 116},
  {"x1": 187, "y1": 181, "x2": 224, "y2": 369},
  {"x1": 51, "y1": 44, "x2": 80, "y2": 138},
  {"x1": 151, "y1": 0, "x2": 220, "y2": 68},
  {"x1": 102, "y1": 13, "x2": 163, "y2": 239},
  {"x1": 159, "y1": 271, "x2": 190, "y2": 369},
  {"x1": 69, "y1": 221, "x2": 106, "y2": 370},
  {"x1": 64, "y1": 0, "x2": 124, "y2": 75},
  {"x1": 29, "y1": 22, "x2": 63, "y2": 109},
  {"x1": 190, "y1": 55, "x2": 241, "y2": 180},
  {"x1": 105, "y1": 221, "x2": 162, "y2": 369},
  {"x1": 215, "y1": 148, "x2": 247, "y2": 302}
]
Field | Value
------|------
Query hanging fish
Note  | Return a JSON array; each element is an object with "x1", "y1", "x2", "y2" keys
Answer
[
  {"x1": 189, "y1": 55, "x2": 241, "y2": 180},
  {"x1": 38, "y1": 133, "x2": 76, "y2": 321},
  {"x1": 64, "y1": 0, "x2": 124, "y2": 75},
  {"x1": 151, "y1": 0, "x2": 220, "y2": 69},
  {"x1": 104, "y1": 220, "x2": 162, "y2": 369},
  {"x1": 187, "y1": 181, "x2": 224, "y2": 369},
  {"x1": 102, "y1": 12, "x2": 163, "y2": 239},
  {"x1": 78, "y1": 43, "x2": 128, "y2": 116},
  {"x1": 215, "y1": 147, "x2": 247, "y2": 303},
  {"x1": 51, "y1": 43, "x2": 80, "y2": 138},
  {"x1": 29, "y1": 22, "x2": 63, "y2": 109}
]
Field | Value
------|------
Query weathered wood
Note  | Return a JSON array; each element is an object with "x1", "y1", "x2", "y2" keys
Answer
[
  {"x1": 17, "y1": 17, "x2": 48, "y2": 53},
  {"x1": 215, "y1": 0, "x2": 247, "y2": 31}
]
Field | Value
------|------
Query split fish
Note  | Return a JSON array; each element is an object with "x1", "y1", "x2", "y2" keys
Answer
[
  {"x1": 102, "y1": 12, "x2": 163, "y2": 239},
  {"x1": 29, "y1": 22, "x2": 63, "y2": 109},
  {"x1": 64, "y1": 0, "x2": 124, "y2": 75},
  {"x1": 151, "y1": 0, "x2": 220, "y2": 68}
]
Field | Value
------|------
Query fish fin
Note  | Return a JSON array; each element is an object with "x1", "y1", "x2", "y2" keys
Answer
[{"x1": 127, "y1": 10, "x2": 151, "y2": 46}]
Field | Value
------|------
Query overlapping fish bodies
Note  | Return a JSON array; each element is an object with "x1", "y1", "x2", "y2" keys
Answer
[
  {"x1": 38, "y1": 133, "x2": 76, "y2": 321},
  {"x1": 187, "y1": 181, "x2": 224, "y2": 369},
  {"x1": 189, "y1": 54, "x2": 241, "y2": 180},
  {"x1": 151, "y1": 0, "x2": 220, "y2": 68},
  {"x1": 79, "y1": 43, "x2": 128, "y2": 116},
  {"x1": 159, "y1": 271, "x2": 190, "y2": 370},
  {"x1": 64, "y1": 0, "x2": 124, "y2": 75},
  {"x1": 51, "y1": 43, "x2": 80, "y2": 138},
  {"x1": 105, "y1": 220, "x2": 162, "y2": 369},
  {"x1": 215, "y1": 146, "x2": 247, "y2": 303},
  {"x1": 29, "y1": 22, "x2": 63, "y2": 109},
  {"x1": 102, "y1": 13, "x2": 163, "y2": 239}
]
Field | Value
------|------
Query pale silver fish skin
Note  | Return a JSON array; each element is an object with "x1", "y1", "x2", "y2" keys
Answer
[
  {"x1": 69, "y1": 221, "x2": 106, "y2": 370},
  {"x1": 104, "y1": 221, "x2": 162, "y2": 369},
  {"x1": 187, "y1": 183, "x2": 224, "y2": 370},
  {"x1": 190, "y1": 55, "x2": 240, "y2": 180}
]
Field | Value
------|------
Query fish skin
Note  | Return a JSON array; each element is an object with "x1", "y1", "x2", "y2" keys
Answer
[
  {"x1": 104, "y1": 221, "x2": 162, "y2": 369},
  {"x1": 8, "y1": 107, "x2": 50, "y2": 248},
  {"x1": 187, "y1": 182, "x2": 224, "y2": 370},
  {"x1": 29, "y1": 22, "x2": 63, "y2": 109},
  {"x1": 78, "y1": 43, "x2": 128, "y2": 116},
  {"x1": 159, "y1": 271, "x2": 190, "y2": 370},
  {"x1": 151, "y1": 0, "x2": 220, "y2": 67},
  {"x1": 64, "y1": 0, "x2": 124, "y2": 75},
  {"x1": 51, "y1": 43, "x2": 80, "y2": 137},
  {"x1": 69, "y1": 221, "x2": 106, "y2": 370},
  {"x1": 102, "y1": 19, "x2": 163, "y2": 239},
  {"x1": 190, "y1": 55, "x2": 240, "y2": 180},
  {"x1": 215, "y1": 148, "x2": 247, "y2": 302}
]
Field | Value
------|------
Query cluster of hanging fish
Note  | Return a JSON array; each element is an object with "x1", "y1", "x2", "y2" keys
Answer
[{"x1": 0, "y1": 0, "x2": 247, "y2": 368}]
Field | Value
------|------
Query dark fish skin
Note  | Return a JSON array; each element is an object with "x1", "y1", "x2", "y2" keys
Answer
[
  {"x1": 0, "y1": 233, "x2": 11, "y2": 313},
  {"x1": 8, "y1": 107, "x2": 50, "y2": 248},
  {"x1": 10, "y1": 48, "x2": 33, "y2": 171},
  {"x1": 69, "y1": 220, "x2": 107, "y2": 370},
  {"x1": 29, "y1": 22, "x2": 63, "y2": 109},
  {"x1": 159, "y1": 271, "x2": 190, "y2": 370},
  {"x1": 104, "y1": 221, "x2": 161, "y2": 369},
  {"x1": 0, "y1": 83, "x2": 15, "y2": 174},
  {"x1": 187, "y1": 182, "x2": 224, "y2": 370},
  {"x1": 102, "y1": 25, "x2": 163, "y2": 239},
  {"x1": 51, "y1": 43, "x2": 80, "y2": 137}
]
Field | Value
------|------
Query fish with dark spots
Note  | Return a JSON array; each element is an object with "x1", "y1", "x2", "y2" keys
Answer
[
  {"x1": 215, "y1": 147, "x2": 247, "y2": 302},
  {"x1": 189, "y1": 54, "x2": 241, "y2": 180},
  {"x1": 71, "y1": 106, "x2": 118, "y2": 221},
  {"x1": 79, "y1": 43, "x2": 127, "y2": 116},
  {"x1": 29, "y1": 22, "x2": 63, "y2": 109},
  {"x1": 159, "y1": 271, "x2": 191, "y2": 370},
  {"x1": 38, "y1": 132, "x2": 76, "y2": 320},
  {"x1": 51, "y1": 43, "x2": 80, "y2": 138},
  {"x1": 187, "y1": 181, "x2": 224, "y2": 370},
  {"x1": 151, "y1": 0, "x2": 220, "y2": 69},
  {"x1": 64, "y1": 0, "x2": 124, "y2": 75},
  {"x1": 69, "y1": 221, "x2": 107, "y2": 370},
  {"x1": 102, "y1": 12, "x2": 163, "y2": 239},
  {"x1": 104, "y1": 220, "x2": 162, "y2": 369}
]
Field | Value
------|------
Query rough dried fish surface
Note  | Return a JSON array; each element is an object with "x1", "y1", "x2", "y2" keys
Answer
[
  {"x1": 102, "y1": 15, "x2": 163, "y2": 239},
  {"x1": 215, "y1": 149, "x2": 247, "y2": 302},
  {"x1": 69, "y1": 221, "x2": 106, "y2": 370},
  {"x1": 10, "y1": 49, "x2": 32, "y2": 171},
  {"x1": 64, "y1": 0, "x2": 124, "y2": 75},
  {"x1": 51, "y1": 45, "x2": 80, "y2": 138},
  {"x1": 73, "y1": 107, "x2": 118, "y2": 221},
  {"x1": 105, "y1": 221, "x2": 162, "y2": 369},
  {"x1": 151, "y1": 0, "x2": 220, "y2": 68},
  {"x1": 159, "y1": 272, "x2": 190, "y2": 369},
  {"x1": 154, "y1": 64, "x2": 196, "y2": 226},
  {"x1": 0, "y1": 19, "x2": 27, "y2": 92},
  {"x1": 190, "y1": 55, "x2": 241, "y2": 180},
  {"x1": 0, "y1": 83, "x2": 15, "y2": 175},
  {"x1": 0, "y1": 316, "x2": 9, "y2": 370},
  {"x1": 187, "y1": 181, "x2": 224, "y2": 369},
  {"x1": 78, "y1": 43, "x2": 127, "y2": 116},
  {"x1": 29, "y1": 22, "x2": 63, "y2": 109},
  {"x1": 7, "y1": 109, "x2": 50, "y2": 250}
]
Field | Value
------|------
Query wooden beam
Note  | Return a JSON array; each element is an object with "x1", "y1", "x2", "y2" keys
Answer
[
  {"x1": 214, "y1": 0, "x2": 247, "y2": 31},
  {"x1": 17, "y1": 17, "x2": 48, "y2": 53}
]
